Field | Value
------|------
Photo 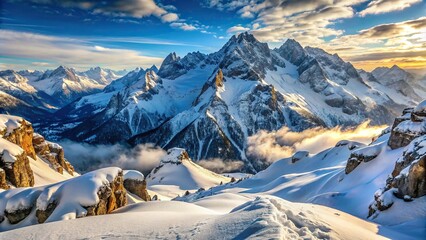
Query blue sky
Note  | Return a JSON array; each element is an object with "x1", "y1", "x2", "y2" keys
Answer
[{"x1": 0, "y1": 0, "x2": 425, "y2": 71}]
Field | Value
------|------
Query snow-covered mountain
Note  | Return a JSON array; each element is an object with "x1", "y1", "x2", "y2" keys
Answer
[
  {"x1": 0, "y1": 66, "x2": 127, "y2": 121},
  {"x1": 30, "y1": 66, "x2": 107, "y2": 106},
  {"x1": 365, "y1": 65, "x2": 424, "y2": 105},
  {"x1": 0, "y1": 70, "x2": 58, "y2": 112},
  {"x1": 53, "y1": 32, "x2": 409, "y2": 172},
  {"x1": 79, "y1": 66, "x2": 120, "y2": 85}
]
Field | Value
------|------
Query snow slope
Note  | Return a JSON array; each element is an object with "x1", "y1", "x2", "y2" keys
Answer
[
  {"x1": 146, "y1": 148, "x2": 230, "y2": 198},
  {"x1": 0, "y1": 195, "x2": 401, "y2": 240},
  {"x1": 176, "y1": 132, "x2": 425, "y2": 238}
]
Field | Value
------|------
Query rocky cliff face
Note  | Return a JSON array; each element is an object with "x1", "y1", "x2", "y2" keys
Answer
[
  {"x1": 0, "y1": 149, "x2": 34, "y2": 188},
  {"x1": 85, "y1": 171, "x2": 127, "y2": 217},
  {"x1": 368, "y1": 100, "x2": 426, "y2": 218},
  {"x1": 388, "y1": 103, "x2": 426, "y2": 149},
  {"x1": 32, "y1": 133, "x2": 74, "y2": 175},
  {"x1": 2, "y1": 118, "x2": 36, "y2": 159}
]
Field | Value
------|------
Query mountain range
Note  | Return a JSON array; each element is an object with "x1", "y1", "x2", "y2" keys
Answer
[{"x1": 1, "y1": 33, "x2": 424, "y2": 173}]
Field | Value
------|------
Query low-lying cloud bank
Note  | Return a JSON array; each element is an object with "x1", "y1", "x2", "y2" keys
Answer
[
  {"x1": 247, "y1": 121, "x2": 387, "y2": 163},
  {"x1": 60, "y1": 140, "x2": 243, "y2": 174},
  {"x1": 59, "y1": 140, "x2": 166, "y2": 174},
  {"x1": 198, "y1": 159, "x2": 245, "y2": 173}
]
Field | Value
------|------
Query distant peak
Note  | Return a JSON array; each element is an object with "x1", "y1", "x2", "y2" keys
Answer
[
  {"x1": 390, "y1": 65, "x2": 402, "y2": 71},
  {"x1": 148, "y1": 65, "x2": 159, "y2": 73}
]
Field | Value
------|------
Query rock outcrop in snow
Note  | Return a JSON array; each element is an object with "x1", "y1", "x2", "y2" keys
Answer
[
  {"x1": 368, "y1": 101, "x2": 425, "y2": 217},
  {"x1": 123, "y1": 170, "x2": 150, "y2": 201},
  {"x1": 0, "y1": 167, "x2": 127, "y2": 231},
  {"x1": 388, "y1": 100, "x2": 426, "y2": 149},
  {"x1": 32, "y1": 133, "x2": 74, "y2": 175},
  {"x1": 0, "y1": 114, "x2": 76, "y2": 189}
]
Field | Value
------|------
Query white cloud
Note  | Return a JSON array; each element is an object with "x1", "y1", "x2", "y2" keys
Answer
[
  {"x1": 0, "y1": 30, "x2": 163, "y2": 70},
  {"x1": 247, "y1": 121, "x2": 386, "y2": 163},
  {"x1": 198, "y1": 159, "x2": 244, "y2": 173},
  {"x1": 359, "y1": 0, "x2": 421, "y2": 16},
  {"x1": 170, "y1": 22, "x2": 197, "y2": 31},
  {"x1": 59, "y1": 140, "x2": 166, "y2": 174},
  {"x1": 161, "y1": 13, "x2": 179, "y2": 22},
  {"x1": 227, "y1": 25, "x2": 250, "y2": 33}
]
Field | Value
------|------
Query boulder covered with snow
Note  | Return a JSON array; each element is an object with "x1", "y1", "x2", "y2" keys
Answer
[
  {"x1": 0, "y1": 167, "x2": 127, "y2": 231},
  {"x1": 345, "y1": 143, "x2": 382, "y2": 174},
  {"x1": 123, "y1": 170, "x2": 151, "y2": 201},
  {"x1": 412, "y1": 99, "x2": 426, "y2": 121},
  {"x1": 388, "y1": 101, "x2": 426, "y2": 149},
  {"x1": 291, "y1": 151, "x2": 309, "y2": 163}
]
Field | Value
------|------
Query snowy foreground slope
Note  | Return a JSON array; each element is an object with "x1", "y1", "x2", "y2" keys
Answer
[{"x1": 0, "y1": 195, "x2": 399, "y2": 240}]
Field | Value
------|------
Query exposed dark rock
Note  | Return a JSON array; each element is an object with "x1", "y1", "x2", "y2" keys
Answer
[
  {"x1": 124, "y1": 179, "x2": 151, "y2": 201},
  {"x1": 32, "y1": 133, "x2": 74, "y2": 175},
  {"x1": 3, "y1": 119, "x2": 36, "y2": 159},
  {"x1": 391, "y1": 136, "x2": 426, "y2": 198},
  {"x1": 292, "y1": 151, "x2": 309, "y2": 163},
  {"x1": 0, "y1": 169, "x2": 9, "y2": 189},
  {"x1": 0, "y1": 150, "x2": 34, "y2": 187},
  {"x1": 36, "y1": 201, "x2": 57, "y2": 223},
  {"x1": 5, "y1": 206, "x2": 33, "y2": 224},
  {"x1": 85, "y1": 171, "x2": 127, "y2": 216},
  {"x1": 388, "y1": 103, "x2": 425, "y2": 149},
  {"x1": 345, "y1": 146, "x2": 380, "y2": 174}
]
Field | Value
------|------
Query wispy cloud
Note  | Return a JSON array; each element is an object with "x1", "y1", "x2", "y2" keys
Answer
[
  {"x1": 359, "y1": 0, "x2": 421, "y2": 16},
  {"x1": 327, "y1": 17, "x2": 426, "y2": 70},
  {"x1": 0, "y1": 30, "x2": 163, "y2": 70},
  {"x1": 227, "y1": 25, "x2": 250, "y2": 33}
]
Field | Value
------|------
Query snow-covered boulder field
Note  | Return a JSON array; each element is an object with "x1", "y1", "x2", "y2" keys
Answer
[{"x1": 0, "y1": 167, "x2": 127, "y2": 231}]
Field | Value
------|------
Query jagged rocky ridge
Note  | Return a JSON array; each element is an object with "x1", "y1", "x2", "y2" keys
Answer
[{"x1": 56, "y1": 33, "x2": 404, "y2": 172}]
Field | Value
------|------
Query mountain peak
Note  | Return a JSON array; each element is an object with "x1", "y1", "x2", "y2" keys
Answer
[
  {"x1": 148, "y1": 65, "x2": 159, "y2": 73},
  {"x1": 161, "y1": 148, "x2": 190, "y2": 164},
  {"x1": 164, "y1": 52, "x2": 180, "y2": 64},
  {"x1": 277, "y1": 38, "x2": 306, "y2": 65}
]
